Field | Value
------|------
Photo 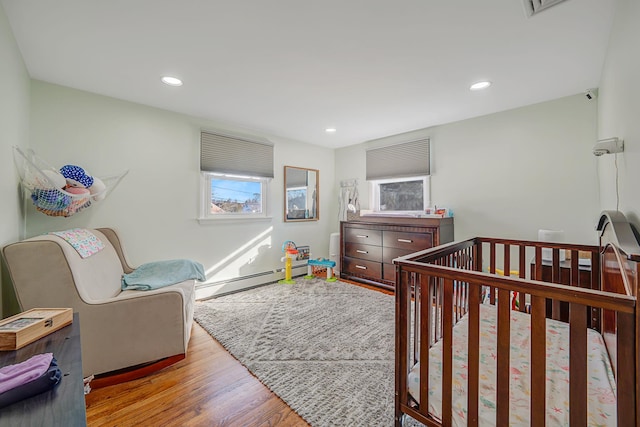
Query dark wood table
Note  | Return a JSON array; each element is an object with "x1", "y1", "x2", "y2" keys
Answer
[{"x1": 0, "y1": 313, "x2": 86, "y2": 426}]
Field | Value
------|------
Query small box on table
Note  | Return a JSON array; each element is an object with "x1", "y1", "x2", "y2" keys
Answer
[{"x1": 0, "y1": 308, "x2": 73, "y2": 351}]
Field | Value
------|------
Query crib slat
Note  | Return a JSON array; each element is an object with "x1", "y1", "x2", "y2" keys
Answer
[
  {"x1": 414, "y1": 276, "x2": 421, "y2": 361},
  {"x1": 489, "y1": 242, "x2": 496, "y2": 305},
  {"x1": 617, "y1": 311, "x2": 636, "y2": 427},
  {"x1": 530, "y1": 295, "x2": 546, "y2": 427},
  {"x1": 504, "y1": 244, "x2": 511, "y2": 278},
  {"x1": 436, "y1": 278, "x2": 442, "y2": 342},
  {"x1": 591, "y1": 251, "x2": 601, "y2": 330},
  {"x1": 551, "y1": 248, "x2": 562, "y2": 320},
  {"x1": 474, "y1": 243, "x2": 482, "y2": 273},
  {"x1": 396, "y1": 270, "x2": 411, "y2": 417},
  {"x1": 518, "y1": 245, "x2": 527, "y2": 312},
  {"x1": 518, "y1": 245, "x2": 526, "y2": 279},
  {"x1": 570, "y1": 251, "x2": 579, "y2": 287},
  {"x1": 442, "y1": 279, "x2": 454, "y2": 427},
  {"x1": 455, "y1": 269, "x2": 461, "y2": 323},
  {"x1": 534, "y1": 247, "x2": 543, "y2": 280},
  {"x1": 496, "y1": 288, "x2": 510, "y2": 425},
  {"x1": 467, "y1": 284, "x2": 480, "y2": 427},
  {"x1": 569, "y1": 302, "x2": 587, "y2": 427},
  {"x1": 420, "y1": 275, "x2": 430, "y2": 410}
]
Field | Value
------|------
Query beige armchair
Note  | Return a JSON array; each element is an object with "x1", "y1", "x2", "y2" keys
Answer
[{"x1": 1, "y1": 228, "x2": 195, "y2": 384}]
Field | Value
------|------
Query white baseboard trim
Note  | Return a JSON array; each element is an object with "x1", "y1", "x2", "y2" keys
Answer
[{"x1": 195, "y1": 263, "x2": 308, "y2": 300}]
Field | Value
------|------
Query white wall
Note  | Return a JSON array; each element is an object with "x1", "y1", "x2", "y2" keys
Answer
[
  {"x1": 0, "y1": 5, "x2": 30, "y2": 316},
  {"x1": 0, "y1": 8, "x2": 29, "y2": 242},
  {"x1": 597, "y1": 0, "x2": 640, "y2": 226},
  {"x1": 336, "y1": 94, "x2": 600, "y2": 245},
  {"x1": 28, "y1": 81, "x2": 336, "y2": 297}
]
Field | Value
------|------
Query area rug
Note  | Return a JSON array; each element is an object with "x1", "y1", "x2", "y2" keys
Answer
[{"x1": 194, "y1": 277, "x2": 398, "y2": 427}]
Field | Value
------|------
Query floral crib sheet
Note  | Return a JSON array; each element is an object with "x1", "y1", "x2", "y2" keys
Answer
[{"x1": 408, "y1": 304, "x2": 617, "y2": 426}]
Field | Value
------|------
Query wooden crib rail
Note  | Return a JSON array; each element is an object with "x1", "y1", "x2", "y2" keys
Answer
[
  {"x1": 395, "y1": 212, "x2": 640, "y2": 427},
  {"x1": 402, "y1": 236, "x2": 602, "y2": 328},
  {"x1": 396, "y1": 264, "x2": 636, "y2": 427}
]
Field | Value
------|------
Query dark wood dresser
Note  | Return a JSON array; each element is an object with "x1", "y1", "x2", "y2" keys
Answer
[{"x1": 340, "y1": 217, "x2": 454, "y2": 291}]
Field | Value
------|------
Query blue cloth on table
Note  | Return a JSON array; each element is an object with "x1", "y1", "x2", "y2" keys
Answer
[{"x1": 121, "y1": 259, "x2": 206, "y2": 291}]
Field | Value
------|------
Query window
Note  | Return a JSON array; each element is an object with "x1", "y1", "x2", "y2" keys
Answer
[
  {"x1": 202, "y1": 173, "x2": 268, "y2": 218},
  {"x1": 366, "y1": 138, "x2": 431, "y2": 214},
  {"x1": 200, "y1": 130, "x2": 273, "y2": 220},
  {"x1": 369, "y1": 176, "x2": 430, "y2": 213}
]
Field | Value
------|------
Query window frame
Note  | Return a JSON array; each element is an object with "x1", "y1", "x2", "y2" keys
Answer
[
  {"x1": 368, "y1": 175, "x2": 430, "y2": 214},
  {"x1": 200, "y1": 172, "x2": 271, "y2": 221}
]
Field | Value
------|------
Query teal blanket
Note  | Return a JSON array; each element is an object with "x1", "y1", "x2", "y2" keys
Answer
[{"x1": 121, "y1": 259, "x2": 206, "y2": 291}]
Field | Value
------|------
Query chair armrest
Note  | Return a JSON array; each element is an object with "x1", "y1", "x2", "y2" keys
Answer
[{"x1": 76, "y1": 282, "x2": 195, "y2": 376}]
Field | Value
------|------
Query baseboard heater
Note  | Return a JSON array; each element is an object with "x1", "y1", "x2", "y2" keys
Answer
[{"x1": 195, "y1": 263, "x2": 307, "y2": 300}]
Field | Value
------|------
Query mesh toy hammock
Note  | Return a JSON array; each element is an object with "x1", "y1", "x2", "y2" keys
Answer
[{"x1": 13, "y1": 146, "x2": 128, "y2": 217}]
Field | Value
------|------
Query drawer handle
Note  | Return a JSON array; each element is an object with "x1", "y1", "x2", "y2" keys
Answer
[
  {"x1": 355, "y1": 265, "x2": 367, "y2": 270},
  {"x1": 398, "y1": 238, "x2": 413, "y2": 243},
  {"x1": 356, "y1": 235, "x2": 368, "y2": 238},
  {"x1": 356, "y1": 250, "x2": 368, "y2": 254}
]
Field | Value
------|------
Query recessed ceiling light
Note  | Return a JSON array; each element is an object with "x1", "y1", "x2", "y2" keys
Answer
[
  {"x1": 470, "y1": 81, "x2": 491, "y2": 91},
  {"x1": 325, "y1": 128, "x2": 337, "y2": 133},
  {"x1": 161, "y1": 76, "x2": 183, "y2": 86}
]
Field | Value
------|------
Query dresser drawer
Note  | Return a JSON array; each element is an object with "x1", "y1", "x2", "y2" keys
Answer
[
  {"x1": 340, "y1": 219, "x2": 453, "y2": 290},
  {"x1": 342, "y1": 257, "x2": 382, "y2": 280},
  {"x1": 382, "y1": 247, "x2": 422, "y2": 264},
  {"x1": 383, "y1": 263, "x2": 396, "y2": 283},
  {"x1": 345, "y1": 242, "x2": 382, "y2": 262},
  {"x1": 344, "y1": 227, "x2": 382, "y2": 246},
  {"x1": 383, "y1": 230, "x2": 433, "y2": 251}
]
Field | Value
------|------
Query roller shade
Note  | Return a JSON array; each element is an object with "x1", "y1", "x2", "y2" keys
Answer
[
  {"x1": 201, "y1": 131, "x2": 274, "y2": 178},
  {"x1": 366, "y1": 138, "x2": 430, "y2": 180},
  {"x1": 286, "y1": 168, "x2": 308, "y2": 188}
]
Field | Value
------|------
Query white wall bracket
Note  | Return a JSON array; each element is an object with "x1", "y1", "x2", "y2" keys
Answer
[{"x1": 593, "y1": 137, "x2": 624, "y2": 156}]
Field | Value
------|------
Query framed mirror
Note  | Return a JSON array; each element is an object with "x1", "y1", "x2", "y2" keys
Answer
[{"x1": 284, "y1": 166, "x2": 319, "y2": 222}]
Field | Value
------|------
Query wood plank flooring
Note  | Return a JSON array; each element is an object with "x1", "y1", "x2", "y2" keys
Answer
[
  {"x1": 85, "y1": 324, "x2": 310, "y2": 427},
  {"x1": 85, "y1": 280, "x2": 391, "y2": 426}
]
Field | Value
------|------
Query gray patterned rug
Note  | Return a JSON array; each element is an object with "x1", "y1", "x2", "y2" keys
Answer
[{"x1": 194, "y1": 277, "x2": 398, "y2": 427}]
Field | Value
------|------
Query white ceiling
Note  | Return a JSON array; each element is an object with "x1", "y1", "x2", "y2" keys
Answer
[{"x1": 1, "y1": 0, "x2": 616, "y2": 148}]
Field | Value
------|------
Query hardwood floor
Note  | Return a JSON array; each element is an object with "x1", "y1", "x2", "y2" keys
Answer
[
  {"x1": 85, "y1": 324, "x2": 310, "y2": 427},
  {"x1": 85, "y1": 279, "x2": 389, "y2": 426}
]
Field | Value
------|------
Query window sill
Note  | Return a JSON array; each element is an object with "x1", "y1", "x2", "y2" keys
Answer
[{"x1": 197, "y1": 216, "x2": 273, "y2": 225}]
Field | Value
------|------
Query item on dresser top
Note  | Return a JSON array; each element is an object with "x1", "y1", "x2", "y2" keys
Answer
[
  {"x1": 121, "y1": 259, "x2": 206, "y2": 291},
  {"x1": 339, "y1": 178, "x2": 359, "y2": 222},
  {"x1": 424, "y1": 206, "x2": 454, "y2": 218}
]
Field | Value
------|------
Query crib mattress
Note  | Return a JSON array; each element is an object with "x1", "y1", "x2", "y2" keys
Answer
[{"x1": 408, "y1": 304, "x2": 617, "y2": 426}]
